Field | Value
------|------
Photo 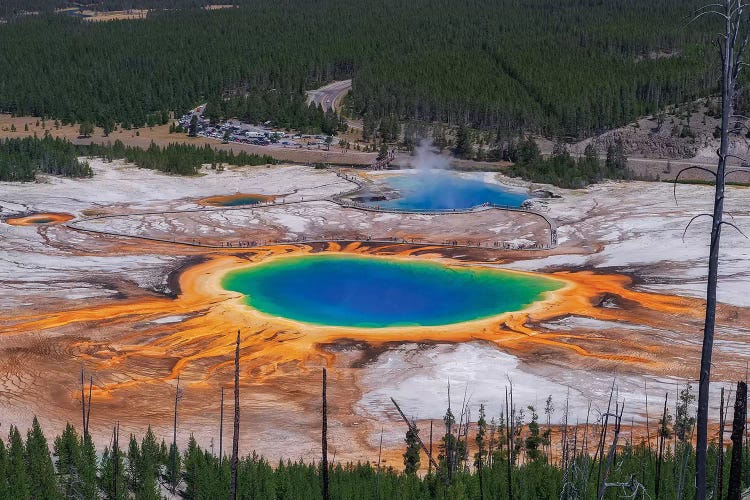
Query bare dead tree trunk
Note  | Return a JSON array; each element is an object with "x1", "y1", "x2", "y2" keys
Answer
[
  {"x1": 376, "y1": 426, "x2": 383, "y2": 500},
  {"x1": 564, "y1": 392, "x2": 570, "y2": 469},
  {"x1": 745, "y1": 365, "x2": 750, "y2": 488},
  {"x1": 509, "y1": 383, "x2": 515, "y2": 466},
  {"x1": 488, "y1": 420, "x2": 495, "y2": 470},
  {"x1": 171, "y1": 375, "x2": 180, "y2": 494},
  {"x1": 219, "y1": 386, "x2": 224, "y2": 465},
  {"x1": 505, "y1": 387, "x2": 513, "y2": 500},
  {"x1": 593, "y1": 381, "x2": 615, "y2": 488},
  {"x1": 728, "y1": 381, "x2": 747, "y2": 500},
  {"x1": 112, "y1": 421, "x2": 119, "y2": 499},
  {"x1": 428, "y1": 420, "x2": 433, "y2": 475},
  {"x1": 692, "y1": 3, "x2": 750, "y2": 497},
  {"x1": 445, "y1": 381, "x2": 454, "y2": 483},
  {"x1": 583, "y1": 401, "x2": 591, "y2": 457},
  {"x1": 645, "y1": 381, "x2": 652, "y2": 462},
  {"x1": 655, "y1": 393, "x2": 668, "y2": 500},
  {"x1": 478, "y1": 416, "x2": 484, "y2": 500},
  {"x1": 322, "y1": 367, "x2": 329, "y2": 500},
  {"x1": 581, "y1": 402, "x2": 592, "y2": 499},
  {"x1": 456, "y1": 391, "x2": 467, "y2": 476},
  {"x1": 86, "y1": 376, "x2": 92, "y2": 439},
  {"x1": 677, "y1": 403, "x2": 696, "y2": 500},
  {"x1": 597, "y1": 403, "x2": 624, "y2": 500},
  {"x1": 461, "y1": 406, "x2": 470, "y2": 472},
  {"x1": 81, "y1": 367, "x2": 86, "y2": 439},
  {"x1": 230, "y1": 330, "x2": 240, "y2": 500},
  {"x1": 717, "y1": 387, "x2": 727, "y2": 498}
]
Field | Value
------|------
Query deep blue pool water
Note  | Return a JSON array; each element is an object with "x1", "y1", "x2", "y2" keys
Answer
[
  {"x1": 371, "y1": 170, "x2": 528, "y2": 211},
  {"x1": 222, "y1": 254, "x2": 562, "y2": 328}
]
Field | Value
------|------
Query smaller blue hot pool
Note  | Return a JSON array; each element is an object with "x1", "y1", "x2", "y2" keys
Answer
[{"x1": 370, "y1": 170, "x2": 528, "y2": 211}]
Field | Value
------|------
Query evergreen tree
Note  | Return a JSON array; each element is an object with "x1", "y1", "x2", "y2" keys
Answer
[
  {"x1": 362, "y1": 113, "x2": 377, "y2": 141},
  {"x1": 126, "y1": 435, "x2": 140, "y2": 493},
  {"x1": 103, "y1": 118, "x2": 114, "y2": 137},
  {"x1": 453, "y1": 125, "x2": 473, "y2": 159},
  {"x1": 138, "y1": 426, "x2": 161, "y2": 500},
  {"x1": 474, "y1": 404, "x2": 487, "y2": 469},
  {"x1": 78, "y1": 436, "x2": 99, "y2": 499},
  {"x1": 432, "y1": 126, "x2": 448, "y2": 152},
  {"x1": 524, "y1": 406, "x2": 547, "y2": 462},
  {"x1": 7, "y1": 426, "x2": 29, "y2": 499},
  {"x1": 606, "y1": 137, "x2": 628, "y2": 171},
  {"x1": 100, "y1": 445, "x2": 127, "y2": 500},
  {"x1": 674, "y1": 383, "x2": 696, "y2": 443},
  {"x1": 26, "y1": 417, "x2": 60, "y2": 499},
  {"x1": 403, "y1": 420, "x2": 421, "y2": 475},
  {"x1": 167, "y1": 442, "x2": 181, "y2": 493},
  {"x1": 79, "y1": 121, "x2": 94, "y2": 137},
  {"x1": 183, "y1": 434, "x2": 204, "y2": 499},
  {"x1": 517, "y1": 136, "x2": 541, "y2": 164},
  {"x1": 0, "y1": 438, "x2": 8, "y2": 498},
  {"x1": 53, "y1": 423, "x2": 81, "y2": 496},
  {"x1": 438, "y1": 407, "x2": 457, "y2": 480},
  {"x1": 53, "y1": 422, "x2": 81, "y2": 476},
  {"x1": 377, "y1": 143, "x2": 389, "y2": 161},
  {"x1": 188, "y1": 114, "x2": 199, "y2": 137}
]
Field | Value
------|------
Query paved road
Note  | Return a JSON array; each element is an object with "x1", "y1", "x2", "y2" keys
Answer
[{"x1": 306, "y1": 80, "x2": 352, "y2": 113}]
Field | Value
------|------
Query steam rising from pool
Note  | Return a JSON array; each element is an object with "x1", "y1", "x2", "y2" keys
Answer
[
  {"x1": 366, "y1": 141, "x2": 527, "y2": 211},
  {"x1": 412, "y1": 141, "x2": 451, "y2": 171}
]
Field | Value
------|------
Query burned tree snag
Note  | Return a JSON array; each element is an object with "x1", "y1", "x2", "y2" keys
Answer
[
  {"x1": 728, "y1": 381, "x2": 747, "y2": 500},
  {"x1": 684, "y1": 3, "x2": 750, "y2": 496},
  {"x1": 230, "y1": 330, "x2": 241, "y2": 500},
  {"x1": 86, "y1": 376, "x2": 92, "y2": 438},
  {"x1": 322, "y1": 368, "x2": 330, "y2": 500},
  {"x1": 219, "y1": 386, "x2": 224, "y2": 465},
  {"x1": 81, "y1": 367, "x2": 86, "y2": 439},
  {"x1": 717, "y1": 387, "x2": 726, "y2": 498}
]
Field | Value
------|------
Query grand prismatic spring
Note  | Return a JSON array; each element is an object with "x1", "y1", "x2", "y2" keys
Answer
[{"x1": 222, "y1": 253, "x2": 563, "y2": 327}]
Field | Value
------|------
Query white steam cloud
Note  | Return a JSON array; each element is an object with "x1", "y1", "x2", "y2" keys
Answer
[{"x1": 412, "y1": 141, "x2": 450, "y2": 170}]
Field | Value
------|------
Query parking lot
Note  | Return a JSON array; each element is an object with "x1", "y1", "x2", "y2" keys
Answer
[{"x1": 178, "y1": 108, "x2": 334, "y2": 151}]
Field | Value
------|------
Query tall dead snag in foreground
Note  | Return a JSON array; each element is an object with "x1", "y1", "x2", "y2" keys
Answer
[
  {"x1": 219, "y1": 386, "x2": 224, "y2": 465},
  {"x1": 81, "y1": 368, "x2": 87, "y2": 439},
  {"x1": 504, "y1": 387, "x2": 513, "y2": 500},
  {"x1": 230, "y1": 330, "x2": 241, "y2": 500},
  {"x1": 86, "y1": 376, "x2": 92, "y2": 438},
  {"x1": 80, "y1": 369, "x2": 93, "y2": 440},
  {"x1": 322, "y1": 368, "x2": 329, "y2": 500},
  {"x1": 376, "y1": 426, "x2": 383, "y2": 500},
  {"x1": 171, "y1": 375, "x2": 182, "y2": 494},
  {"x1": 596, "y1": 402, "x2": 625, "y2": 500},
  {"x1": 716, "y1": 387, "x2": 727, "y2": 497},
  {"x1": 685, "y1": 2, "x2": 750, "y2": 496},
  {"x1": 111, "y1": 421, "x2": 119, "y2": 499},
  {"x1": 728, "y1": 381, "x2": 747, "y2": 499}
]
